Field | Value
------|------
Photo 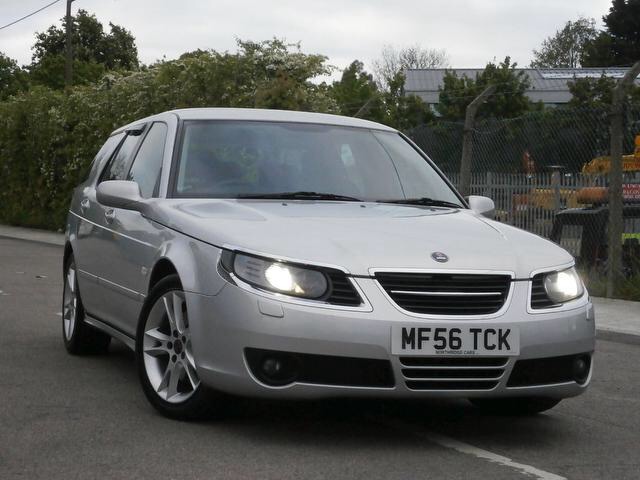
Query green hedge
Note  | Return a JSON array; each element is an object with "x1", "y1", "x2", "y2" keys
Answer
[{"x1": 0, "y1": 44, "x2": 335, "y2": 230}]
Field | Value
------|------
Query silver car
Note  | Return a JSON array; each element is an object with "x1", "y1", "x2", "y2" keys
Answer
[{"x1": 63, "y1": 108, "x2": 595, "y2": 419}]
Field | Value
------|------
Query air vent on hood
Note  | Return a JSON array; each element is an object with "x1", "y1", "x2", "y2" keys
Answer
[{"x1": 376, "y1": 272, "x2": 511, "y2": 316}]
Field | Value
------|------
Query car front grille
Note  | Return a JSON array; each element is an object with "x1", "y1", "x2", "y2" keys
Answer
[
  {"x1": 325, "y1": 272, "x2": 362, "y2": 306},
  {"x1": 400, "y1": 356, "x2": 508, "y2": 390},
  {"x1": 530, "y1": 274, "x2": 557, "y2": 309},
  {"x1": 375, "y1": 272, "x2": 511, "y2": 315}
]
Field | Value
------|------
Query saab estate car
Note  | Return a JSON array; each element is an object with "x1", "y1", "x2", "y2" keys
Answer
[{"x1": 62, "y1": 108, "x2": 595, "y2": 419}]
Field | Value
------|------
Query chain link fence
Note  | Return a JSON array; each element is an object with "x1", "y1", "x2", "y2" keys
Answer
[{"x1": 407, "y1": 106, "x2": 640, "y2": 301}]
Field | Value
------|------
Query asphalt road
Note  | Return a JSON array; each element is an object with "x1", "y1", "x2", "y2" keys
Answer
[{"x1": 1, "y1": 237, "x2": 639, "y2": 480}]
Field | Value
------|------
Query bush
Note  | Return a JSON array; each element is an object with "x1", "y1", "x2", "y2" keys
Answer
[{"x1": 0, "y1": 41, "x2": 336, "y2": 229}]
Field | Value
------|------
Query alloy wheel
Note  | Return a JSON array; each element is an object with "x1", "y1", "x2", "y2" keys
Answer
[
  {"x1": 142, "y1": 291, "x2": 200, "y2": 403},
  {"x1": 62, "y1": 266, "x2": 77, "y2": 340}
]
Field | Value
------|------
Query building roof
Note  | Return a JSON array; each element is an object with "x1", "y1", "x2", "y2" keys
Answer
[{"x1": 405, "y1": 68, "x2": 640, "y2": 104}]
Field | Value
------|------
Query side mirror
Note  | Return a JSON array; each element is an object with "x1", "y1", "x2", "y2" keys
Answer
[
  {"x1": 96, "y1": 180, "x2": 145, "y2": 212},
  {"x1": 467, "y1": 195, "x2": 495, "y2": 219}
]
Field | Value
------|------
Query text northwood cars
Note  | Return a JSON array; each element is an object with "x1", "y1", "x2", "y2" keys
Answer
[{"x1": 62, "y1": 108, "x2": 594, "y2": 419}]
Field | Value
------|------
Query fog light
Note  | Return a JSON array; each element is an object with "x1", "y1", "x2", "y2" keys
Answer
[
  {"x1": 262, "y1": 357, "x2": 284, "y2": 377},
  {"x1": 254, "y1": 353, "x2": 299, "y2": 386},
  {"x1": 572, "y1": 355, "x2": 590, "y2": 384}
]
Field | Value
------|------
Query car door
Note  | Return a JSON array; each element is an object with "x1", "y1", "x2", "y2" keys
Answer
[
  {"x1": 73, "y1": 132, "x2": 126, "y2": 321},
  {"x1": 80, "y1": 126, "x2": 147, "y2": 334},
  {"x1": 93, "y1": 122, "x2": 169, "y2": 336}
]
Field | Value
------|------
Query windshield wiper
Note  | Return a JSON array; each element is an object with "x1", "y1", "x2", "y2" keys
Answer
[
  {"x1": 236, "y1": 191, "x2": 363, "y2": 202},
  {"x1": 377, "y1": 197, "x2": 463, "y2": 208}
]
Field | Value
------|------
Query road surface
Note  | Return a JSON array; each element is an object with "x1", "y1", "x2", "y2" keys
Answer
[{"x1": 1, "y1": 237, "x2": 638, "y2": 479}]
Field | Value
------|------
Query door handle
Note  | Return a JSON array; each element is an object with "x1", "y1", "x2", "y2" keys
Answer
[
  {"x1": 80, "y1": 198, "x2": 90, "y2": 212},
  {"x1": 104, "y1": 208, "x2": 116, "y2": 223}
]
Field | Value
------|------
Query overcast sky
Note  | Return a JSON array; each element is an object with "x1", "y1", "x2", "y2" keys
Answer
[{"x1": 1, "y1": 0, "x2": 613, "y2": 76}]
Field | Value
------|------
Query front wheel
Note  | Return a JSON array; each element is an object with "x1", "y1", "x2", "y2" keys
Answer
[
  {"x1": 469, "y1": 397, "x2": 561, "y2": 415},
  {"x1": 136, "y1": 275, "x2": 226, "y2": 420}
]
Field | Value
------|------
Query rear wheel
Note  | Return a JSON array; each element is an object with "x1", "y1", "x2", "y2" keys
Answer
[
  {"x1": 469, "y1": 397, "x2": 561, "y2": 415},
  {"x1": 136, "y1": 275, "x2": 225, "y2": 420},
  {"x1": 62, "y1": 255, "x2": 111, "y2": 355}
]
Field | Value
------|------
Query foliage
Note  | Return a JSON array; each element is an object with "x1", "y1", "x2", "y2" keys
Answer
[
  {"x1": 568, "y1": 76, "x2": 640, "y2": 108},
  {"x1": 0, "y1": 39, "x2": 337, "y2": 230},
  {"x1": 331, "y1": 60, "x2": 378, "y2": 117},
  {"x1": 330, "y1": 61, "x2": 433, "y2": 129},
  {"x1": 372, "y1": 44, "x2": 449, "y2": 91},
  {"x1": 437, "y1": 57, "x2": 535, "y2": 121},
  {"x1": 530, "y1": 17, "x2": 598, "y2": 68},
  {"x1": 0, "y1": 52, "x2": 29, "y2": 100},
  {"x1": 377, "y1": 72, "x2": 434, "y2": 130},
  {"x1": 28, "y1": 9, "x2": 139, "y2": 89},
  {"x1": 583, "y1": 0, "x2": 640, "y2": 67}
]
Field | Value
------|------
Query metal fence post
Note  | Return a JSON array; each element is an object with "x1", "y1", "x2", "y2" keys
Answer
[
  {"x1": 551, "y1": 168, "x2": 561, "y2": 213},
  {"x1": 459, "y1": 85, "x2": 496, "y2": 197},
  {"x1": 485, "y1": 171, "x2": 492, "y2": 198},
  {"x1": 606, "y1": 61, "x2": 640, "y2": 298}
]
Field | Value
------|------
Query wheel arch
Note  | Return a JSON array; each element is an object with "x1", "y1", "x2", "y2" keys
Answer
[
  {"x1": 147, "y1": 237, "x2": 227, "y2": 298},
  {"x1": 63, "y1": 241, "x2": 73, "y2": 269},
  {"x1": 148, "y1": 258, "x2": 180, "y2": 293}
]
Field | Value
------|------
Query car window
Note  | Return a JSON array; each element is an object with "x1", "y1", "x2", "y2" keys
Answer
[
  {"x1": 100, "y1": 132, "x2": 143, "y2": 183},
  {"x1": 372, "y1": 132, "x2": 459, "y2": 202},
  {"x1": 127, "y1": 123, "x2": 168, "y2": 198},
  {"x1": 173, "y1": 121, "x2": 460, "y2": 204},
  {"x1": 87, "y1": 133, "x2": 125, "y2": 180}
]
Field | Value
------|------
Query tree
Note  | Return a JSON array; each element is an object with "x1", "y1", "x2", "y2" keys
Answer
[
  {"x1": 331, "y1": 60, "x2": 379, "y2": 116},
  {"x1": 437, "y1": 57, "x2": 533, "y2": 121},
  {"x1": 583, "y1": 0, "x2": 640, "y2": 67},
  {"x1": 372, "y1": 44, "x2": 449, "y2": 91},
  {"x1": 0, "y1": 52, "x2": 28, "y2": 100},
  {"x1": 330, "y1": 60, "x2": 433, "y2": 129},
  {"x1": 531, "y1": 17, "x2": 598, "y2": 68},
  {"x1": 236, "y1": 39, "x2": 336, "y2": 112},
  {"x1": 568, "y1": 76, "x2": 640, "y2": 107},
  {"x1": 0, "y1": 38, "x2": 341, "y2": 230},
  {"x1": 28, "y1": 9, "x2": 139, "y2": 89},
  {"x1": 379, "y1": 72, "x2": 434, "y2": 129}
]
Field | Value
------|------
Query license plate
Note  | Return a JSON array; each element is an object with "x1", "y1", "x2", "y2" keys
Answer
[{"x1": 391, "y1": 325, "x2": 520, "y2": 356}]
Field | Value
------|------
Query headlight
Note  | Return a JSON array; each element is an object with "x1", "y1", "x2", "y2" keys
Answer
[
  {"x1": 542, "y1": 267, "x2": 584, "y2": 304},
  {"x1": 232, "y1": 253, "x2": 328, "y2": 299}
]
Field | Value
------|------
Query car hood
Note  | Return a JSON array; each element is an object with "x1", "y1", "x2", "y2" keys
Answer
[{"x1": 146, "y1": 199, "x2": 573, "y2": 277}]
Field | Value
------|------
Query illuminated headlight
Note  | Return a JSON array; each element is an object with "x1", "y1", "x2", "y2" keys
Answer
[
  {"x1": 542, "y1": 267, "x2": 584, "y2": 304},
  {"x1": 232, "y1": 253, "x2": 328, "y2": 299}
]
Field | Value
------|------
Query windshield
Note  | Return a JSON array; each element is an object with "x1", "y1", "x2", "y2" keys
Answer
[{"x1": 172, "y1": 120, "x2": 462, "y2": 205}]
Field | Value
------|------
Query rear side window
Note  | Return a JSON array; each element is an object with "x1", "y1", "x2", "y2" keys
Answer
[
  {"x1": 100, "y1": 132, "x2": 143, "y2": 182},
  {"x1": 88, "y1": 133, "x2": 124, "y2": 180},
  {"x1": 127, "y1": 123, "x2": 168, "y2": 198}
]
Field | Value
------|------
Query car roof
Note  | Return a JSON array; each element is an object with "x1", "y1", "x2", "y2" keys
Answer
[{"x1": 112, "y1": 108, "x2": 397, "y2": 134}]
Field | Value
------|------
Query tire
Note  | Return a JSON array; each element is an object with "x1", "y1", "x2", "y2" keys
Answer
[
  {"x1": 136, "y1": 274, "x2": 225, "y2": 420},
  {"x1": 469, "y1": 397, "x2": 562, "y2": 415},
  {"x1": 62, "y1": 255, "x2": 111, "y2": 355}
]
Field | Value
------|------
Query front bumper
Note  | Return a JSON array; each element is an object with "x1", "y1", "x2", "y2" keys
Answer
[{"x1": 186, "y1": 276, "x2": 595, "y2": 399}]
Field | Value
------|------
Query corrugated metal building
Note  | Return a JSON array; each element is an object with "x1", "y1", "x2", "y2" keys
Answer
[{"x1": 404, "y1": 68, "x2": 640, "y2": 107}]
